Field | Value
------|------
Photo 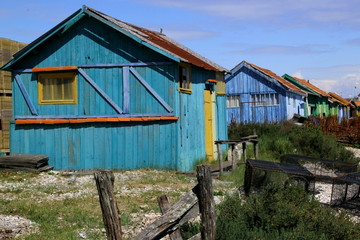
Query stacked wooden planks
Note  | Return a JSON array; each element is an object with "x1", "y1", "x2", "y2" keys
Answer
[
  {"x1": 0, "y1": 154, "x2": 53, "y2": 171},
  {"x1": 0, "y1": 38, "x2": 27, "y2": 153}
]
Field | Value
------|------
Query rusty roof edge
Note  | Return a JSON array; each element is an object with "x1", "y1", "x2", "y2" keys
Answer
[
  {"x1": 282, "y1": 74, "x2": 320, "y2": 97},
  {"x1": 243, "y1": 61, "x2": 306, "y2": 96},
  {"x1": 160, "y1": 34, "x2": 228, "y2": 73},
  {"x1": 86, "y1": 6, "x2": 227, "y2": 72},
  {"x1": 328, "y1": 92, "x2": 354, "y2": 107},
  {"x1": 85, "y1": 6, "x2": 181, "y2": 63}
]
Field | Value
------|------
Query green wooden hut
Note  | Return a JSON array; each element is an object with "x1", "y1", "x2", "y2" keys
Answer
[{"x1": 282, "y1": 74, "x2": 331, "y2": 117}]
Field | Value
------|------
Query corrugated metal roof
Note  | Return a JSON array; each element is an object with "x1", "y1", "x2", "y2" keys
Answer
[
  {"x1": 291, "y1": 76, "x2": 330, "y2": 97},
  {"x1": 86, "y1": 7, "x2": 227, "y2": 72},
  {"x1": 328, "y1": 92, "x2": 354, "y2": 107},
  {"x1": 242, "y1": 61, "x2": 306, "y2": 96},
  {"x1": 2, "y1": 6, "x2": 227, "y2": 73},
  {"x1": 328, "y1": 95, "x2": 341, "y2": 104}
]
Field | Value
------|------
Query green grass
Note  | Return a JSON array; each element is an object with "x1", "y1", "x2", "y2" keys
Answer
[
  {"x1": 0, "y1": 169, "x2": 234, "y2": 239},
  {"x1": 1, "y1": 197, "x2": 104, "y2": 239}
]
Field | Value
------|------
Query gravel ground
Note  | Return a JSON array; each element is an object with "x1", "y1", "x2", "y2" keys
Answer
[
  {"x1": 0, "y1": 169, "x2": 233, "y2": 239},
  {"x1": 1, "y1": 146, "x2": 359, "y2": 239}
]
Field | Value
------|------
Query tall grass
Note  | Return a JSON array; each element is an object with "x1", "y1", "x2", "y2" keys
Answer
[{"x1": 228, "y1": 121, "x2": 359, "y2": 164}]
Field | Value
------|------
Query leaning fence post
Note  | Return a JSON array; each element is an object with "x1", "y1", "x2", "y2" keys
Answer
[
  {"x1": 216, "y1": 142, "x2": 224, "y2": 176},
  {"x1": 157, "y1": 195, "x2": 183, "y2": 240},
  {"x1": 196, "y1": 165, "x2": 216, "y2": 240},
  {"x1": 94, "y1": 171, "x2": 122, "y2": 240}
]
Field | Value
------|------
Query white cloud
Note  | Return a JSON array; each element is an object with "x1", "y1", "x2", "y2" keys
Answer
[
  {"x1": 292, "y1": 72, "x2": 304, "y2": 79},
  {"x1": 230, "y1": 44, "x2": 334, "y2": 55},
  {"x1": 136, "y1": 0, "x2": 360, "y2": 28}
]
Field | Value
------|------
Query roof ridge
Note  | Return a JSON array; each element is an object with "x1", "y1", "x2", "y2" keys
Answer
[
  {"x1": 244, "y1": 61, "x2": 306, "y2": 96},
  {"x1": 85, "y1": 6, "x2": 227, "y2": 72}
]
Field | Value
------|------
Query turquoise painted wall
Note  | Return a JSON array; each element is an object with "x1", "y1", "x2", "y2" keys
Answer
[{"x1": 10, "y1": 16, "x2": 226, "y2": 171}]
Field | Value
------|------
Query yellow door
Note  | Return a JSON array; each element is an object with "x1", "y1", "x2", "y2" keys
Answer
[{"x1": 204, "y1": 90, "x2": 214, "y2": 160}]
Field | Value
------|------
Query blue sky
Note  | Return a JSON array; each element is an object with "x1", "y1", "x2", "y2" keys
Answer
[{"x1": 1, "y1": 0, "x2": 359, "y2": 98}]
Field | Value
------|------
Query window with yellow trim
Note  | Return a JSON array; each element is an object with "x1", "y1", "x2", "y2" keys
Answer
[
  {"x1": 179, "y1": 64, "x2": 192, "y2": 94},
  {"x1": 38, "y1": 72, "x2": 77, "y2": 104}
]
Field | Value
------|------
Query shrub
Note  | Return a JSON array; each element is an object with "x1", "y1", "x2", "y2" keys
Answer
[
  {"x1": 228, "y1": 121, "x2": 359, "y2": 164},
  {"x1": 216, "y1": 184, "x2": 360, "y2": 240}
]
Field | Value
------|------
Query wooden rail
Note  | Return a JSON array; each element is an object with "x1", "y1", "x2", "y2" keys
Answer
[
  {"x1": 94, "y1": 165, "x2": 216, "y2": 240},
  {"x1": 215, "y1": 134, "x2": 259, "y2": 176}
]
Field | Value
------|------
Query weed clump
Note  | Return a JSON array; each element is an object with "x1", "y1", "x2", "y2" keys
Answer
[
  {"x1": 216, "y1": 184, "x2": 360, "y2": 240},
  {"x1": 228, "y1": 121, "x2": 359, "y2": 164}
]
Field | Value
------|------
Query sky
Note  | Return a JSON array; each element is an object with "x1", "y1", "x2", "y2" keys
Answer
[{"x1": 1, "y1": 0, "x2": 359, "y2": 98}]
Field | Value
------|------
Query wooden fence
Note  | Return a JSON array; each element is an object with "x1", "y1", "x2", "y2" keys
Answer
[{"x1": 94, "y1": 164, "x2": 216, "y2": 240}]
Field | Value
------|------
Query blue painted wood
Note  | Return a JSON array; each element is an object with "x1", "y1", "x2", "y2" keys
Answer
[
  {"x1": 14, "y1": 75, "x2": 38, "y2": 115},
  {"x1": 6, "y1": 11, "x2": 227, "y2": 172},
  {"x1": 82, "y1": 7, "x2": 180, "y2": 63},
  {"x1": 78, "y1": 68, "x2": 123, "y2": 114},
  {"x1": 226, "y1": 65, "x2": 287, "y2": 123},
  {"x1": 1, "y1": 9, "x2": 85, "y2": 70},
  {"x1": 78, "y1": 62, "x2": 173, "y2": 68},
  {"x1": 123, "y1": 67, "x2": 130, "y2": 113},
  {"x1": 129, "y1": 67, "x2": 173, "y2": 113},
  {"x1": 15, "y1": 113, "x2": 176, "y2": 119}
]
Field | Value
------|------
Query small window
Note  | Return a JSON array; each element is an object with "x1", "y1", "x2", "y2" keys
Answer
[
  {"x1": 38, "y1": 72, "x2": 77, "y2": 104},
  {"x1": 226, "y1": 95, "x2": 240, "y2": 108},
  {"x1": 251, "y1": 93, "x2": 279, "y2": 106},
  {"x1": 179, "y1": 64, "x2": 191, "y2": 94}
]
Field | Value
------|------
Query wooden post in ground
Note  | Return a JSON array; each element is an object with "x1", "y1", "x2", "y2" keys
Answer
[
  {"x1": 94, "y1": 171, "x2": 122, "y2": 240},
  {"x1": 157, "y1": 195, "x2": 183, "y2": 240},
  {"x1": 242, "y1": 142, "x2": 247, "y2": 161},
  {"x1": 231, "y1": 144, "x2": 236, "y2": 170},
  {"x1": 243, "y1": 160, "x2": 253, "y2": 196},
  {"x1": 196, "y1": 165, "x2": 216, "y2": 240},
  {"x1": 216, "y1": 143, "x2": 223, "y2": 176},
  {"x1": 253, "y1": 140, "x2": 259, "y2": 160}
]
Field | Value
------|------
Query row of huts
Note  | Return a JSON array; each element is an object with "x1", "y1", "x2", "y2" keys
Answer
[
  {"x1": 225, "y1": 61, "x2": 360, "y2": 124},
  {"x1": 0, "y1": 6, "x2": 359, "y2": 171}
]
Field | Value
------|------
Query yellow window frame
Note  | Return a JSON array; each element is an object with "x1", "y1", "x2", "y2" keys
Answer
[
  {"x1": 178, "y1": 63, "x2": 192, "y2": 94},
  {"x1": 38, "y1": 72, "x2": 77, "y2": 104}
]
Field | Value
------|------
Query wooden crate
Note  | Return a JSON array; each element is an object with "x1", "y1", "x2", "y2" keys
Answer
[
  {"x1": 0, "y1": 95, "x2": 12, "y2": 110},
  {"x1": 0, "y1": 38, "x2": 27, "y2": 91},
  {"x1": 0, "y1": 130, "x2": 10, "y2": 152}
]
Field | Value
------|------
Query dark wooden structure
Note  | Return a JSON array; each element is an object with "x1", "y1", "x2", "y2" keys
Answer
[
  {"x1": 94, "y1": 171, "x2": 122, "y2": 240},
  {"x1": 215, "y1": 134, "x2": 258, "y2": 176},
  {"x1": 94, "y1": 164, "x2": 216, "y2": 240}
]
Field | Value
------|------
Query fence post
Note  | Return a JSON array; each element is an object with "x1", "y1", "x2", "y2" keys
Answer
[
  {"x1": 196, "y1": 165, "x2": 216, "y2": 240},
  {"x1": 157, "y1": 195, "x2": 183, "y2": 240},
  {"x1": 94, "y1": 171, "x2": 122, "y2": 240},
  {"x1": 253, "y1": 140, "x2": 259, "y2": 160},
  {"x1": 231, "y1": 144, "x2": 237, "y2": 170},
  {"x1": 216, "y1": 143, "x2": 223, "y2": 176}
]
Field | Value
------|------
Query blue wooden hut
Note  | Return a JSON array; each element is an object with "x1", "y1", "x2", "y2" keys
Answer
[
  {"x1": 225, "y1": 61, "x2": 306, "y2": 124},
  {"x1": 0, "y1": 6, "x2": 228, "y2": 171}
]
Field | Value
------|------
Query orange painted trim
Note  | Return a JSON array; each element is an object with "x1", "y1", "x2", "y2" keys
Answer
[
  {"x1": 15, "y1": 116, "x2": 179, "y2": 125},
  {"x1": 32, "y1": 66, "x2": 78, "y2": 72},
  {"x1": 207, "y1": 79, "x2": 218, "y2": 83}
]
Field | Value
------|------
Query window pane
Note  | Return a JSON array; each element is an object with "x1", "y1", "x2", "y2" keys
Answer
[
  {"x1": 63, "y1": 78, "x2": 73, "y2": 100},
  {"x1": 38, "y1": 72, "x2": 76, "y2": 104}
]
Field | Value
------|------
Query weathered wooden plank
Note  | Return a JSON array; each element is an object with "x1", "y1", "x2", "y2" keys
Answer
[
  {"x1": 188, "y1": 233, "x2": 201, "y2": 240},
  {"x1": 122, "y1": 66, "x2": 130, "y2": 113},
  {"x1": 216, "y1": 143, "x2": 223, "y2": 176},
  {"x1": 134, "y1": 185, "x2": 199, "y2": 240},
  {"x1": 94, "y1": 171, "x2": 122, "y2": 240},
  {"x1": 78, "y1": 68, "x2": 123, "y2": 114},
  {"x1": 196, "y1": 165, "x2": 216, "y2": 240},
  {"x1": 129, "y1": 67, "x2": 173, "y2": 113},
  {"x1": 14, "y1": 75, "x2": 38, "y2": 115},
  {"x1": 157, "y1": 195, "x2": 183, "y2": 240}
]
